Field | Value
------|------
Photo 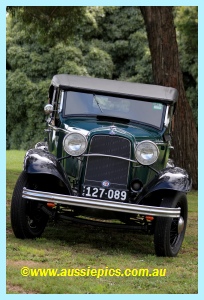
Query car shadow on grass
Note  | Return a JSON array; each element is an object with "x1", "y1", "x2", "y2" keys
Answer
[{"x1": 43, "y1": 218, "x2": 155, "y2": 256}]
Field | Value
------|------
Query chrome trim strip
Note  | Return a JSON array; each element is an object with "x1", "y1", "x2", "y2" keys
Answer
[
  {"x1": 164, "y1": 105, "x2": 170, "y2": 127},
  {"x1": 22, "y1": 188, "x2": 181, "y2": 218},
  {"x1": 83, "y1": 153, "x2": 138, "y2": 163},
  {"x1": 84, "y1": 179, "x2": 127, "y2": 187},
  {"x1": 48, "y1": 124, "x2": 90, "y2": 137},
  {"x1": 59, "y1": 91, "x2": 64, "y2": 113},
  {"x1": 48, "y1": 124, "x2": 68, "y2": 133}
]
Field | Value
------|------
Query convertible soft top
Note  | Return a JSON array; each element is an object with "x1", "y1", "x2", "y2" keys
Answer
[{"x1": 51, "y1": 74, "x2": 178, "y2": 104}]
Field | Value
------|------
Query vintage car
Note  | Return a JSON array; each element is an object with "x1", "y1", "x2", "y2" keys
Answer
[{"x1": 11, "y1": 74, "x2": 192, "y2": 257}]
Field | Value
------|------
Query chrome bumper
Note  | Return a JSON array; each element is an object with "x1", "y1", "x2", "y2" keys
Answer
[{"x1": 22, "y1": 187, "x2": 181, "y2": 218}]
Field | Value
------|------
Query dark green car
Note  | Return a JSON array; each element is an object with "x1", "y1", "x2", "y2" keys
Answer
[{"x1": 11, "y1": 74, "x2": 192, "y2": 257}]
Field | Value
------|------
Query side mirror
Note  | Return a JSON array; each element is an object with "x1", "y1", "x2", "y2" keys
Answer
[{"x1": 44, "y1": 104, "x2": 53, "y2": 114}]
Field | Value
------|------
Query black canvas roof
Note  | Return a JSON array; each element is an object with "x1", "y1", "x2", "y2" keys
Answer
[{"x1": 51, "y1": 74, "x2": 178, "y2": 104}]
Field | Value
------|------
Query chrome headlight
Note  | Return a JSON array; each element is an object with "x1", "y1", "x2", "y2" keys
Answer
[
  {"x1": 135, "y1": 141, "x2": 159, "y2": 165},
  {"x1": 63, "y1": 132, "x2": 87, "y2": 156}
]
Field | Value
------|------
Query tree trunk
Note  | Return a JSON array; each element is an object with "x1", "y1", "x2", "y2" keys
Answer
[{"x1": 140, "y1": 6, "x2": 197, "y2": 189}]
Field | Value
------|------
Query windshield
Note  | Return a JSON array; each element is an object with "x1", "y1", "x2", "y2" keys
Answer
[{"x1": 63, "y1": 91, "x2": 166, "y2": 129}]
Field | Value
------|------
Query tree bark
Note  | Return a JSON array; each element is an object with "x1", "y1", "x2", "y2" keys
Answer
[{"x1": 140, "y1": 6, "x2": 197, "y2": 189}]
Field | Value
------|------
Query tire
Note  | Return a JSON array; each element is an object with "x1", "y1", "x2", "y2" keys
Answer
[
  {"x1": 154, "y1": 192, "x2": 188, "y2": 257},
  {"x1": 10, "y1": 171, "x2": 49, "y2": 239}
]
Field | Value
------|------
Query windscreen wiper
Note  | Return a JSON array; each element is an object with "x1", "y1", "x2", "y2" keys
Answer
[{"x1": 93, "y1": 94, "x2": 103, "y2": 113}]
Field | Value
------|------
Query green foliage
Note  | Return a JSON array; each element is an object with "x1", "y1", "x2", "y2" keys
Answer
[
  {"x1": 84, "y1": 47, "x2": 114, "y2": 79},
  {"x1": 174, "y1": 6, "x2": 198, "y2": 127},
  {"x1": 6, "y1": 14, "x2": 89, "y2": 149},
  {"x1": 49, "y1": 43, "x2": 88, "y2": 75},
  {"x1": 91, "y1": 7, "x2": 153, "y2": 82},
  {"x1": 7, "y1": 6, "x2": 86, "y2": 44},
  {"x1": 6, "y1": 69, "x2": 48, "y2": 149},
  {"x1": 6, "y1": 6, "x2": 198, "y2": 149}
]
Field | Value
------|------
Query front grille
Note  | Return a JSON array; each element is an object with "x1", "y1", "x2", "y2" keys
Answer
[{"x1": 84, "y1": 135, "x2": 131, "y2": 189}]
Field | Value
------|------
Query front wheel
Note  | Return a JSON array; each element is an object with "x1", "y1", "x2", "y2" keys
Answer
[
  {"x1": 154, "y1": 192, "x2": 188, "y2": 257},
  {"x1": 10, "y1": 171, "x2": 49, "y2": 239}
]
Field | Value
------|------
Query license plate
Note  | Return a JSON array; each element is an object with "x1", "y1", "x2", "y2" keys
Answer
[{"x1": 81, "y1": 186, "x2": 127, "y2": 201}]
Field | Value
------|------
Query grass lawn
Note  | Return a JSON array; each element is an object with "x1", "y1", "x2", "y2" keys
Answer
[{"x1": 6, "y1": 150, "x2": 198, "y2": 294}]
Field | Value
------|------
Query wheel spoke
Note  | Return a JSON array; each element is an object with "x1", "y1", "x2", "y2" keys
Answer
[{"x1": 170, "y1": 218, "x2": 179, "y2": 246}]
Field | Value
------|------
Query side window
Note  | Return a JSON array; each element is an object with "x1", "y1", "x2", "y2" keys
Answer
[
  {"x1": 53, "y1": 89, "x2": 64, "y2": 125},
  {"x1": 57, "y1": 90, "x2": 64, "y2": 113},
  {"x1": 48, "y1": 85, "x2": 54, "y2": 104},
  {"x1": 48, "y1": 85, "x2": 56, "y2": 106},
  {"x1": 49, "y1": 87, "x2": 58, "y2": 125}
]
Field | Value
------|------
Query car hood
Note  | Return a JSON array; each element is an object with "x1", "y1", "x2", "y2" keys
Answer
[{"x1": 62, "y1": 117, "x2": 163, "y2": 142}]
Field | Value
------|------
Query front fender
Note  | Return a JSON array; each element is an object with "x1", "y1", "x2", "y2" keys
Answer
[
  {"x1": 137, "y1": 167, "x2": 192, "y2": 202},
  {"x1": 24, "y1": 148, "x2": 73, "y2": 194}
]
